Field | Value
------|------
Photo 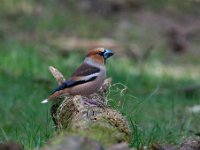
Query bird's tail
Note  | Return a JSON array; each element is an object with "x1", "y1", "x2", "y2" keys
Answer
[
  {"x1": 41, "y1": 90, "x2": 67, "y2": 104},
  {"x1": 41, "y1": 99, "x2": 49, "y2": 104}
]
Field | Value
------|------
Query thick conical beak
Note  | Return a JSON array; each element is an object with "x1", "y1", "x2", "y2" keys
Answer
[{"x1": 103, "y1": 49, "x2": 114, "y2": 59}]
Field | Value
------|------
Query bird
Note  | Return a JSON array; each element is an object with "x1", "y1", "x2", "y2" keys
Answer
[{"x1": 41, "y1": 48, "x2": 114, "y2": 103}]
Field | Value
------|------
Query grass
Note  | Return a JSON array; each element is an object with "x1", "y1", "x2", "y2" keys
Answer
[
  {"x1": 1, "y1": 41, "x2": 200, "y2": 149},
  {"x1": 0, "y1": 43, "x2": 53, "y2": 149},
  {"x1": 0, "y1": 0, "x2": 200, "y2": 149}
]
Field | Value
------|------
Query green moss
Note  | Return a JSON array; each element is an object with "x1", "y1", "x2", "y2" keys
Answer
[{"x1": 65, "y1": 124, "x2": 128, "y2": 146}]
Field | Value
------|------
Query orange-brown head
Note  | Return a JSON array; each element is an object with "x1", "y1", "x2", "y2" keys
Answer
[{"x1": 86, "y1": 48, "x2": 114, "y2": 65}]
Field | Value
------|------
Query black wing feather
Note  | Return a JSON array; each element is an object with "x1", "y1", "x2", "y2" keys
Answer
[{"x1": 51, "y1": 76, "x2": 97, "y2": 94}]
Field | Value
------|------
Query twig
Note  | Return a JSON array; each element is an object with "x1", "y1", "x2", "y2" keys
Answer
[{"x1": 49, "y1": 66, "x2": 65, "y2": 85}]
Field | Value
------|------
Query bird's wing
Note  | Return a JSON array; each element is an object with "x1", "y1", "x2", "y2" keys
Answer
[
  {"x1": 71, "y1": 63, "x2": 100, "y2": 77},
  {"x1": 51, "y1": 76, "x2": 97, "y2": 93},
  {"x1": 52, "y1": 63, "x2": 100, "y2": 94}
]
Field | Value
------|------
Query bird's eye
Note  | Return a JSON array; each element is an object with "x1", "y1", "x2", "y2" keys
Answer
[{"x1": 97, "y1": 52, "x2": 104, "y2": 56}]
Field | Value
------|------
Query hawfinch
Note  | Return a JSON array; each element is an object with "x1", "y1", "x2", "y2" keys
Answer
[{"x1": 42, "y1": 48, "x2": 114, "y2": 103}]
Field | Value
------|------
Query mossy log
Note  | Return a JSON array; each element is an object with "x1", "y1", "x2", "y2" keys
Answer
[{"x1": 41, "y1": 66, "x2": 131, "y2": 150}]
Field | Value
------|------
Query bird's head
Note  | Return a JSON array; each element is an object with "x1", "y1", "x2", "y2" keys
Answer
[{"x1": 86, "y1": 48, "x2": 114, "y2": 65}]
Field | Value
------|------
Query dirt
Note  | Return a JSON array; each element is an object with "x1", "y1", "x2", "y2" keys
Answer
[{"x1": 151, "y1": 138, "x2": 200, "y2": 150}]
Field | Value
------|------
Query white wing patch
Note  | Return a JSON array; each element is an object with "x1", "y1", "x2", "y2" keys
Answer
[{"x1": 83, "y1": 72, "x2": 100, "y2": 81}]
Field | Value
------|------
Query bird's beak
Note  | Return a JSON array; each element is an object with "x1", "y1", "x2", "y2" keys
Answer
[{"x1": 104, "y1": 49, "x2": 114, "y2": 59}]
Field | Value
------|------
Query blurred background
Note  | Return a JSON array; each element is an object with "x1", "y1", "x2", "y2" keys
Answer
[{"x1": 0, "y1": 0, "x2": 200, "y2": 149}]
